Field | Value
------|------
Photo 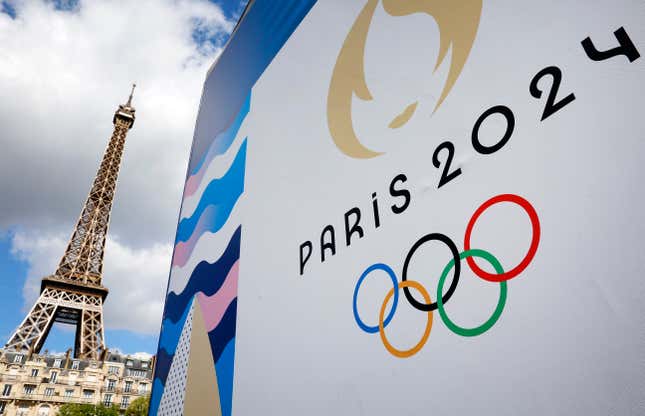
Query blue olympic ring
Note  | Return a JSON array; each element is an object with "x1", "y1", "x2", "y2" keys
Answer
[{"x1": 352, "y1": 263, "x2": 399, "y2": 333}]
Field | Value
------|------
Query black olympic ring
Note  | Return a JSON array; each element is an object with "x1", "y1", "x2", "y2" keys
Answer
[{"x1": 401, "y1": 232, "x2": 460, "y2": 312}]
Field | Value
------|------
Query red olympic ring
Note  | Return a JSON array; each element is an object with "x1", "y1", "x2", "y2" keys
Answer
[{"x1": 464, "y1": 194, "x2": 540, "y2": 282}]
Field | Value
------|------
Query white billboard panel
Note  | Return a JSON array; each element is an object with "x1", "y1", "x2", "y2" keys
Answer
[{"x1": 152, "y1": 1, "x2": 645, "y2": 415}]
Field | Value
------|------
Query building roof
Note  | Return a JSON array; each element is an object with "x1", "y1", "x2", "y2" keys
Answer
[{"x1": 0, "y1": 349, "x2": 154, "y2": 378}]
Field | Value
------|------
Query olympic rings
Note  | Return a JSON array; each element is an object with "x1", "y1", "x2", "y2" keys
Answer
[
  {"x1": 379, "y1": 280, "x2": 433, "y2": 358},
  {"x1": 437, "y1": 249, "x2": 507, "y2": 337},
  {"x1": 402, "y1": 233, "x2": 460, "y2": 312},
  {"x1": 353, "y1": 263, "x2": 399, "y2": 333},
  {"x1": 464, "y1": 194, "x2": 540, "y2": 282},
  {"x1": 351, "y1": 193, "x2": 540, "y2": 358}
]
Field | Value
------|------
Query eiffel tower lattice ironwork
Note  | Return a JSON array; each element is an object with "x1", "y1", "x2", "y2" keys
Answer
[{"x1": 5, "y1": 85, "x2": 137, "y2": 360}]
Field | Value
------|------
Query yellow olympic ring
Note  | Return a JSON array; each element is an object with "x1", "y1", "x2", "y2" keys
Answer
[{"x1": 378, "y1": 280, "x2": 433, "y2": 358}]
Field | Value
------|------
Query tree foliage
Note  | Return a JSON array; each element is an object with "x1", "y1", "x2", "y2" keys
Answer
[
  {"x1": 57, "y1": 403, "x2": 120, "y2": 416},
  {"x1": 125, "y1": 396, "x2": 150, "y2": 416}
]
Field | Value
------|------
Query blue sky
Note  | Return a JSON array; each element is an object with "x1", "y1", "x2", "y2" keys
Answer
[
  {"x1": 2, "y1": 0, "x2": 247, "y2": 19},
  {"x1": 0, "y1": 0, "x2": 247, "y2": 355},
  {"x1": 0, "y1": 233, "x2": 28, "y2": 347}
]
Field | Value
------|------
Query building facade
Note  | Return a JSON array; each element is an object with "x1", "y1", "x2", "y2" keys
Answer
[{"x1": 0, "y1": 349, "x2": 154, "y2": 415}]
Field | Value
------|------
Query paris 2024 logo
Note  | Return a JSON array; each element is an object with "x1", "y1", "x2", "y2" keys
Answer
[{"x1": 327, "y1": 0, "x2": 483, "y2": 158}]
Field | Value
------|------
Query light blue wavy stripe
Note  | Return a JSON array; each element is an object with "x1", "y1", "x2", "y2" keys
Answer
[
  {"x1": 158, "y1": 295, "x2": 192, "y2": 355},
  {"x1": 190, "y1": 93, "x2": 250, "y2": 176},
  {"x1": 175, "y1": 140, "x2": 246, "y2": 244}
]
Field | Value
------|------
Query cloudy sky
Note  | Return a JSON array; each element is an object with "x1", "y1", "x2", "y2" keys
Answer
[{"x1": 0, "y1": 0, "x2": 246, "y2": 355}]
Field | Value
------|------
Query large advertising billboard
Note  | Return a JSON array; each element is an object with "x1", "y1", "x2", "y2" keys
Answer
[{"x1": 151, "y1": 1, "x2": 644, "y2": 414}]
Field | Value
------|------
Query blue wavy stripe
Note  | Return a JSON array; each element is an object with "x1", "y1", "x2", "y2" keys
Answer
[
  {"x1": 151, "y1": 295, "x2": 193, "y2": 412},
  {"x1": 176, "y1": 140, "x2": 246, "y2": 244},
  {"x1": 153, "y1": 347, "x2": 174, "y2": 388},
  {"x1": 149, "y1": 378, "x2": 164, "y2": 416},
  {"x1": 158, "y1": 297, "x2": 193, "y2": 354},
  {"x1": 216, "y1": 337, "x2": 236, "y2": 416},
  {"x1": 208, "y1": 297, "x2": 237, "y2": 364},
  {"x1": 165, "y1": 227, "x2": 240, "y2": 323},
  {"x1": 190, "y1": 93, "x2": 250, "y2": 176},
  {"x1": 154, "y1": 294, "x2": 194, "y2": 392}
]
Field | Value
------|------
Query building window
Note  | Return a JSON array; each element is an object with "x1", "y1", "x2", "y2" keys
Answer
[
  {"x1": 53, "y1": 359, "x2": 61, "y2": 368},
  {"x1": 71, "y1": 361, "x2": 79, "y2": 370},
  {"x1": 17, "y1": 405, "x2": 29, "y2": 416},
  {"x1": 49, "y1": 371, "x2": 58, "y2": 383},
  {"x1": 139, "y1": 383, "x2": 147, "y2": 393},
  {"x1": 127, "y1": 369, "x2": 146, "y2": 378},
  {"x1": 44, "y1": 388, "x2": 54, "y2": 397},
  {"x1": 108, "y1": 365, "x2": 119, "y2": 375},
  {"x1": 37, "y1": 405, "x2": 50, "y2": 416},
  {"x1": 141, "y1": 362, "x2": 149, "y2": 369},
  {"x1": 103, "y1": 394, "x2": 112, "y2": 406},
  {"x1": 2, "y1": 384, "x2": 11, "y2": 397},
  {"x1": 13, "y1": 355, "x2": 23, "y2": 364},
  {"x1": 23, "y1": 384, "x2": 36, "y2": 395},
  {"x1": 83, "y1": 389, "x2": 94, "y2": 399},
  {"x1": 124, "y1": 381, "x2": 133, "y2": 393},
  {"x1": 120, "y1": 396, "x2": 130, "y2": 409},
  {"x1": 106, "y1": 379, "x2": 116, "y2": 392},
  {"x1": 64, "y1": 389, "x2": 74, "y2": 398},
  {"x1": 31, "y1": 368, "x2": 39, "y2": 377},
  {"x1": 0, "y1": 402, "x2": 6, "y2": 414},
  {"x1": 126, "y1": 360, "x2": 133, "y2": 367}
]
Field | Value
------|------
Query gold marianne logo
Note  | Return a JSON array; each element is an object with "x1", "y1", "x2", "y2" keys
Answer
[{"x1": 327, "y1": 0, "x2": 483, "y2": 158}]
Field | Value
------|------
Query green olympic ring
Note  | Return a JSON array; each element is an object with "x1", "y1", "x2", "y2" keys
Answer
[{"x1": 437, "y1": 249, "x2": 507, "y2": 337}]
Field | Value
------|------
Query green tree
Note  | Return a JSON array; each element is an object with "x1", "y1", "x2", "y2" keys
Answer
[
  {"x1": 125, "y1": 396, "x2": 150, "y2": 416},
  {"x1": 57, "y1": 403, "x2": 120, "y2": 416}
]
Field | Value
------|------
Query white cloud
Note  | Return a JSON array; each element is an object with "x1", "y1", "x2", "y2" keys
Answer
[
  {"x1": 101, "y1": 235, "x2": 172, "y2": 334},
  {"x1": 0, "y1": 0, "x2": 234, "y2": 245},
  {"x1": 0, "y1": 0, "x2": 237, "y2": 338},
  {"x1": 11, "y1": 230, "x2": 172, "y2": 334},
  {"x1": 129, "y1": 351, "x2": 153, "y2": 360},
  {"x1": 11, "y1": 231, "x2": 68, "y2": 309},
  {"x1": 43, "y1": 350, "x2": 68, "y2": 357},
  {"x1": 108, "y1": 348, "x2": 153, "y2": 360}
]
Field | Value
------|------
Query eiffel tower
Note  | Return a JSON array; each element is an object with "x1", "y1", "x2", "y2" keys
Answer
[{"x1": 5, "y1": 85, "x2": 137, "y2": 360}]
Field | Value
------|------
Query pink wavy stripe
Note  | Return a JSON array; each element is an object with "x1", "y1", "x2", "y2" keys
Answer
[
  {"x1": 172, "y1": 205, "x2": 217, "y2": 267},
  {"x1": 184, "y1": 168, "x2": 206, "y2": 198},
  {"x1": 196, "y1": 261, "x2": 239, "y2": 332}
]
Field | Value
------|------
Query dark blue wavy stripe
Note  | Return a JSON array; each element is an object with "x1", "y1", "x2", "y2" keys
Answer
[
  {"x1": 176, "y1": 141, "x2": 246, "y2": 244},
  {"x1": 154, "y1": 347, "x2": 174, "y2": 388},
  {"x1": 208, "y1": 297, "x2": 237, "y2": 364},
  {"x1": 158, "y1": 297, "x2": 192, "y2": 355},
  {"x1": 164, "y1": 227, "x2": 241, "y2": 324},
  {"x1": 152, "y1": 296, "x2": 193, "y2": 398},
  {"x1": 151, "y1": 298, "x2": 193, "y2": 414}
]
